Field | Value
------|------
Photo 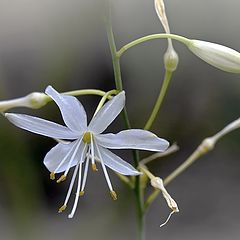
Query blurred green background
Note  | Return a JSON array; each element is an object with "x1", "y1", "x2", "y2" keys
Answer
[{"x1": 0, "y1": 0, "x2": 239, "y2": 239}]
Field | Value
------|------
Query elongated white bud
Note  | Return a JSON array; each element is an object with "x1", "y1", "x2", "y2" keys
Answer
[
  {"x1": 188, "y1": 40, "x2": 240, "y2": 73},
  {"x1": 0, "y1": 92, "x2": 47, "y2": 112}
]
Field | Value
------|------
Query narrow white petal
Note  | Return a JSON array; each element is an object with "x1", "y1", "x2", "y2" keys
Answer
[
  {"x1": 97, "y1": 145, "x2": 140, "y2": 176},
  {"x1": 88, "y1": 91, "x2": 125, "y2": 134},
  {"x1": 44, "y1": 140, "x2": 84, "y2": 173},
  {"x1": 45, "y1": 86, "x2": 87, "y2": 132},
  {"x1": 96, "y1": 129, "x2": 169, "y2": 152},
  {"x1": 5, "y1": 113, "x2": 78, "y2": 139}
]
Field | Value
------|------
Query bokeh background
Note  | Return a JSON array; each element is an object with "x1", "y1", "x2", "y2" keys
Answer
[{"x1": 0, "y1": 0, "x2": 239, "y2": 239}]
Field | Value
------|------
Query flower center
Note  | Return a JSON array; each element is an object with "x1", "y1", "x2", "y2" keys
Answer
[{"x1": 83, "y1": 132, "x2": 91, "y2": 144}]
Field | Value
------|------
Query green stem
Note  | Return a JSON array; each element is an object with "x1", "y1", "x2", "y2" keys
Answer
[
  {"x1": 118, "y1": 33, "x2": 190, "y2": 57},
  {"x1": 94, "y1": 89, "x2": 118, "y2": 116},
  {"x1": 0, "y1": 89, "x2": 111, "y2": 112},
  {"x1": 106, "y1": 12, "x2": 145, "y2": 240},
  {"x1": 144, "y1": 71, "x2": 172, "y2": 130}
]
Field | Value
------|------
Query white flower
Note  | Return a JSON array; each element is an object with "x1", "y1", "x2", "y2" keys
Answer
[
  {"x1": 5, "y1": 86, "x2": 169, "y2": 218},
  {"x1": 188, "y1": 40, "x2": 240, "y2": 73}
]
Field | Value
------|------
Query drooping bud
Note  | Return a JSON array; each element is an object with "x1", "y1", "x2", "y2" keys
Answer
[
  {"x1": 151, "y1": 177, "x2": 179, "y2": 227},
  {"x1": 188, "y1": 40, "x2": 240, "y2": 73},
  {"x1": 155, "y1": 0, "x2": 179, "y2": 72}
]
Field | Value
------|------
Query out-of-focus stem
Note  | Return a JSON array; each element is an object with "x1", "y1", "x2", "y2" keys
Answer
[{"x1": 144, "y1": 71, "x2": 172, "y2": 130}]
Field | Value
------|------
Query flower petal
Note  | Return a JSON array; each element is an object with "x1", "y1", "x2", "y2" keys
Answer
[
  {"x1": 88, "y1": 91, "x2": 125, "y2": 134},
  {"x1": 5, "y1": 113, "x2": 78, "y2": 139},
  {"x1": 97, "y1": 145, "x2": 140, "y2": 176},
  {"x1": 96, "y1": 129, "x2": 169, "y2": 152},
  {"x1": 44, "y1": 141, "x2": 85, "y2": 173},
  {"x1": 45, "y1": 86, "x2": 87, "y2": 132}
]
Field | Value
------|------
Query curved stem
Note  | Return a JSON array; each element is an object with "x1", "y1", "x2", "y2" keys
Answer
[
  {"x1": 118, "y1": 33, "x2": 190, "y2": 57},
  {"x1": 0, "y1": 89, "x2": 112, "y2": 112},
  {"x1": 144, "y1": 71, "x2": 172, "y2": 130},
  {"x1": 94, "y1": 89, "x2": 118, "y2": 116}
]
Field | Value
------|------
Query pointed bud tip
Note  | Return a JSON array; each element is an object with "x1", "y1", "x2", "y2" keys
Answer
[{"x1": 188, "y1": 40, "x2": 240, "y2": 73}]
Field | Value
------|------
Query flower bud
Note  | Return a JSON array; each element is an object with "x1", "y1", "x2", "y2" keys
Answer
[
  {"x1": 25, "y1": 92, "x2": 48, "y2": 109},
  {"x1": 0, "y1": 92, "x2": 47, "y2": 112},
  {"x1": 188, "y1": 40, "x2": 240, "y2": 73},
  {"x1": 164, "y1": 46, "x2": 179, "y2": 72}
]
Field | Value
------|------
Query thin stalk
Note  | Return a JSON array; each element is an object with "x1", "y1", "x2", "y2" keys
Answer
[
  {"x1": 145, "y1": 137, "x2": 213, "y2": 210},
  {"x1": 106, "y1": 12, "x2": 145, "y2": 240},
  {"x1": 144, "y1": 71, "x2": 172, "y2": 130},
  {"x1": 118, "y1": 33, "x2": 190, "y2": 57},
  {"x1": 0, "y1": 89, "x2": 111, "y2": 112}
]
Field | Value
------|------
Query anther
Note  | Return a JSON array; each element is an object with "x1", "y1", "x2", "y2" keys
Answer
[
  {"x1": 50, "y1": 172, "x2": 55, "y2": 180},
  {"x1": 57, "y1": 174, "x2": 66, "y2": 183},
  {"x1": 91, "y1": 163, "x2": 98, "y2": 171},
  {"x1": 110, "y1": 191, "x2": 118, "y2": 200},
  {"x1": 79, "y1": 191, "x2": 85, "y2": 197},
  {"x1": 58, "y1": 205, "x2": 67, "y2": 213}
]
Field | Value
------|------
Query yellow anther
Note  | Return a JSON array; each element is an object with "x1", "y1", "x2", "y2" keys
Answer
[
  {"x1": 58, "y1": 205, "x2": 67, "y2": 213},
  {"x1": 57, "y1": 174, "x2": 66, "y2": 183},
  {"x1": 50, "y1": 172, "x2": 55, "y2": 180},
  {"x1": 79, "y1": 191, "x2": 85, "y2": 197},
  {"x1": 110, "y1": 191, "x2": 118, "y2": 201},
  {"x1": 91, "y1": 163, "x2": 98, "y2": 171},
  {"x1": 83, "y1": 132, "x2": 91, "y2": 144}
]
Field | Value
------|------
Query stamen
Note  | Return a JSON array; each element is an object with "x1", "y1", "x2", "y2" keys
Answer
[
  {"x1": 50, "y1": 172, "x2": 55, "y2": 180},
  {"x1": 110, "y1": 191, "x2": 118, "y2": 200},
  {"x1": 57, "y1": 174, "x2": 66, "y2": 183},
  {"x1": 90, "y1": 134, "x2": 96, "y2": 167},
  {"x1": 91, "y1": 163, "x2": 98, "y2": 171},
  {"x1": 80, "y1": 148, "x2": 90, "y2": 193},
  {"x1": 64, "y1": 139, "x2": 82, "y2": 177},
  {"x1": 68, "y1": 162, "x2": 83, "y2": 218},
  {"x1": 68, "y1": 145, "x2": 87, "y2": 218},
  {"x1": 94, "y1": 140, "x2": 114, "y2": 192},
  {"x1": 58, "y1": 205, "x2": 67, "y2": 213},
  {"x1": 63, "y1": 164, "x2": 80, "y2": 206}
]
